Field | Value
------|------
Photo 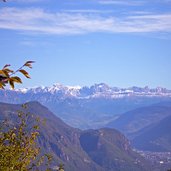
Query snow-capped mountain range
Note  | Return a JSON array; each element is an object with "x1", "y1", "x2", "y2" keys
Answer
[
  {"x1": 16, "y1": 83, "x2": 171, "y2": 98},
  {"x1": 1, "y1": 83, "x2": 171, "y2": 129}
]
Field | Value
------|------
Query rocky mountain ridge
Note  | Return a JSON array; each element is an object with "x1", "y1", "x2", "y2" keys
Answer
[{"x1": 12, "y1": 83, "x2": 171, "y2": 99}]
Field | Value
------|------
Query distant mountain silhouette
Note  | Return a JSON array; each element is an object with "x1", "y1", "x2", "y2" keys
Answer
[
  {"x1": 107, "y1": 102, "x2": 171, "y2": 137},
  {"x1": 106, "y1": 102, "x2": 171, "y2": 152},
  {"x1": 132, "y1": 114, "x2": 171, "y2": 152},
  {"x1": 1, "y1": 84, "x2": 171, "y2": 129}
]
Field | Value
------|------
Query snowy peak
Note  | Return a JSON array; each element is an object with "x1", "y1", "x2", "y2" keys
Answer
[
  {"x1": 17, "y1": 83, "x2": 81, "y2": 95},
  {"x1": 16, "y1": 83, "x2": 171, "y2": 99}
]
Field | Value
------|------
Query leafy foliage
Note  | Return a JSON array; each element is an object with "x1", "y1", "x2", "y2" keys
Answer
[
  {"x1": 0, "y1": 61, "x2": 64, "y2": 170},
  {"x1": 0, "y1": 104, "x2": 64, "y2": 171},
  {"x1": 0, "y1": 104, "x2": 44, "y2": 170},
  {"x1": 0, "y1": 61, "x2": 34, "y2": 89}
]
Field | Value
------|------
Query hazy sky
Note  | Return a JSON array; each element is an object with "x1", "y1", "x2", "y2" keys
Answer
[{"x1": 0, "y1": 0, "x2": 171, "y2": 88}]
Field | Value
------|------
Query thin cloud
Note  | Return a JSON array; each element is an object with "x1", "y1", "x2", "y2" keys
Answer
[
  {"x1": 8, "y1": 0, "x2": 44, "y2": 3},
  {"x1": 155, "y1": 0, "x2": 171, "y2": 3},
  {"x1": 0, "y1": 7, "x2": 171, "y2": 35},
  {"x1": 62, "y1": 9, "x2": 114, "y2": 14},
  {"x1": 99, "y1": 0, "x2": 171, "y2": 6},
  {"x1": 99, "y1": 0, "x2": 144, "y2": 6}
]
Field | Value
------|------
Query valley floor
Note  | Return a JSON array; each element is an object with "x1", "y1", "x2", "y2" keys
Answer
[{"x1": 136, "y1": 150, "x2": 171, "y2": 171}]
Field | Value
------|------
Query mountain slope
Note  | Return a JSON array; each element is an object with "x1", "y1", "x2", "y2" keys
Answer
[
  {"x1": 132, "y1": 115, "x2": 171, "y2": 152},
  {"x1": 80, "y1": 128, "x2": 150, "y2": 171},
  {"x1": 0, "y1": 102, "x2": 102, "y2": 171},
  {"x1": 107, "y1": 102, "x2": 171, "y2": 137},
  {"x1": 0, "y1": 102, "x2": 151, "y2": 171}
]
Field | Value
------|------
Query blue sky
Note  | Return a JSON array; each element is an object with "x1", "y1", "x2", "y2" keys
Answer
[{"x1": 0, "y1": 0, "x2": 171, "y2": 88}]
